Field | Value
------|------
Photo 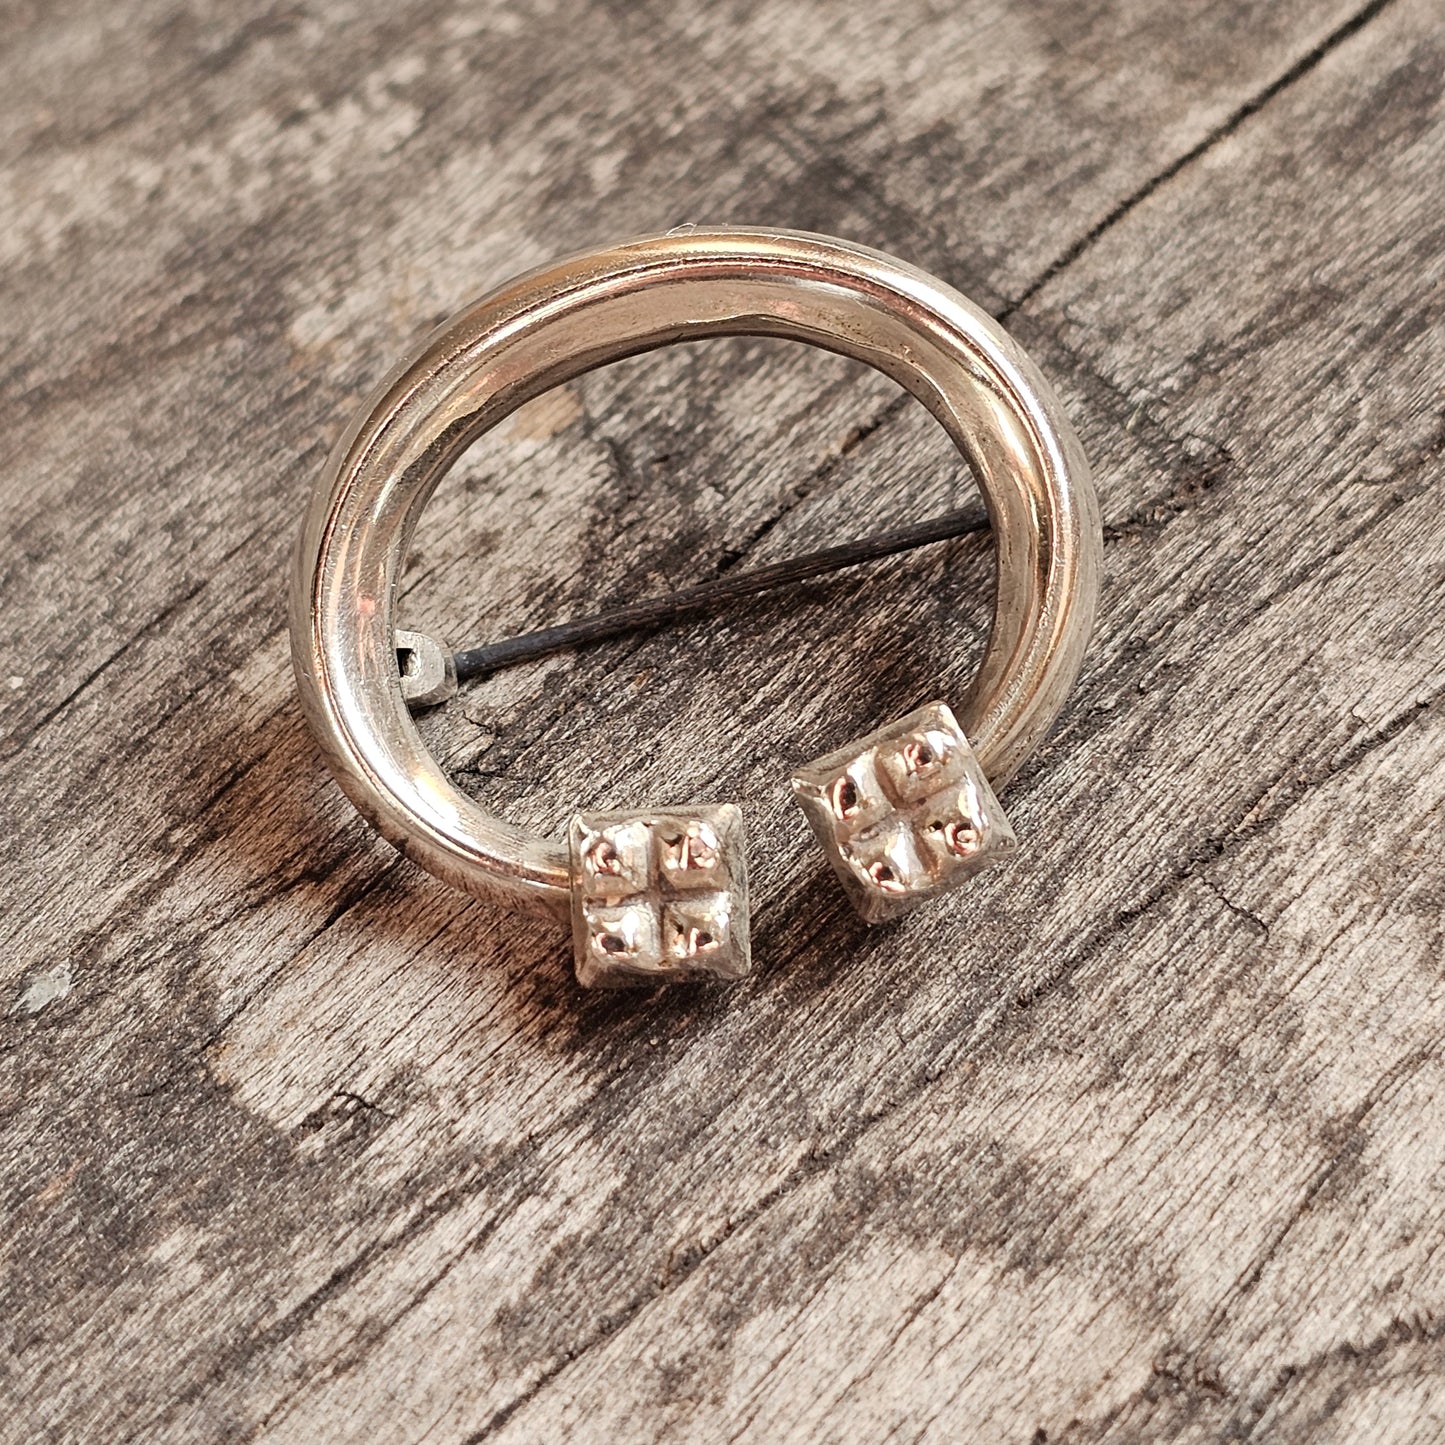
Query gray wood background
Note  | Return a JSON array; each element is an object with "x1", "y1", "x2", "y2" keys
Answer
[{"x1": 3, "y1": 0, "x2": 1443, "y2": 1440}]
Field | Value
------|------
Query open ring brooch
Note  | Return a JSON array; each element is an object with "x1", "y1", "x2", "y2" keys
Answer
[{"x1": 290, "y1": 227, "x2": 1101, "y2": 989}]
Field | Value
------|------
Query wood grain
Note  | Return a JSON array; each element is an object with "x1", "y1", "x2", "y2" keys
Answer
[{"x1": 2, "y1": 0, "x2": 1443, "y2": 1440}]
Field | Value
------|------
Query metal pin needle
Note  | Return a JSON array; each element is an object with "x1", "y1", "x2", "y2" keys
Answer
[{"x1": 433, "y1": 504, "x2": 989, "y2": 686}]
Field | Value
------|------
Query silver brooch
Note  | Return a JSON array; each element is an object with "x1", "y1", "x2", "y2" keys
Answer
[{"x1": 290, "y1": 227, "x2": 1100, "y2": 988}]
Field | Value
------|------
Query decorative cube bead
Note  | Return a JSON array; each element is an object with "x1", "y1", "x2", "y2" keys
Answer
[
  {"x1": 791, "y1": 701, "x2": 1016, "y2": 923},
  {"x1": 568, "y1": 805, "x2": 751, "y2": 987}
]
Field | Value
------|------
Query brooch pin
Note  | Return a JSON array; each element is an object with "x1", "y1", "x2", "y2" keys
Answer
[{"x1": 291, "y1": 227, "x2": 1100, "y2": 987}]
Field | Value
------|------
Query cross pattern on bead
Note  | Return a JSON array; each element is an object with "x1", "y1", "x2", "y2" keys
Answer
[
  {"x1": 791, "y1": 701, "x2": 1017, "y2": 923},
  {"x1": 568, "y1": 805, "x2": 751, "y2": 987}
]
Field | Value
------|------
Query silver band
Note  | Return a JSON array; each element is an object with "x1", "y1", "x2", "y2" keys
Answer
[{"x1": 290, "y1": 227, "x2": 1100, "y2": 921}]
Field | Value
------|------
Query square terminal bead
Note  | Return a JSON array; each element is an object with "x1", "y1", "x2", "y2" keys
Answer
[
  {"x1": 791, "y1": 701, "x2": 1017, "y2": 924},
  {"x1": 568, "y1": 805, "x2": 751, "y2": 988}
]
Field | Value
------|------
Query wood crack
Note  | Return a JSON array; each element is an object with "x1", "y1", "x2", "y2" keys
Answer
[
  {"x1": 1008, "y1": 0, "x2": 1401, "y2": 312},
  {"x1": 1199, "y1": 878, "x2": 1270, "y2": 939}
]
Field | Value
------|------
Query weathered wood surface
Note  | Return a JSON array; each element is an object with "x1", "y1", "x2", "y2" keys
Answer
[{"x1": 3, "y1": 0, "x2": 1444, "y2": 1439}]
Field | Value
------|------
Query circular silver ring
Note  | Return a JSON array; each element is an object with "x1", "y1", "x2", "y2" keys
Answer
[{"x1": 290, "y1": 227, "x2": 1100, "y2": 983}]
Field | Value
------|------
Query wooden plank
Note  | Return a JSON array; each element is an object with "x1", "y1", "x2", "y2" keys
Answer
[{"x1": 2, "y1": 0, "x2": 1442, "y2": 1440}]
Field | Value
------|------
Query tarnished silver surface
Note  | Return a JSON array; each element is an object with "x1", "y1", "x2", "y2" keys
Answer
[
  {"x1": 569, "y1": 805, "x2": 750, "y2": 987},
  {"x1": 394, "y1": 629, "x2": 457, "y2": 708},
  {"x1": 290, "y1": 226, "x2": 1101, "y2": 929},
  {"x1": 792, "y1": 701, "x2": 1018, "y2": 924}
]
